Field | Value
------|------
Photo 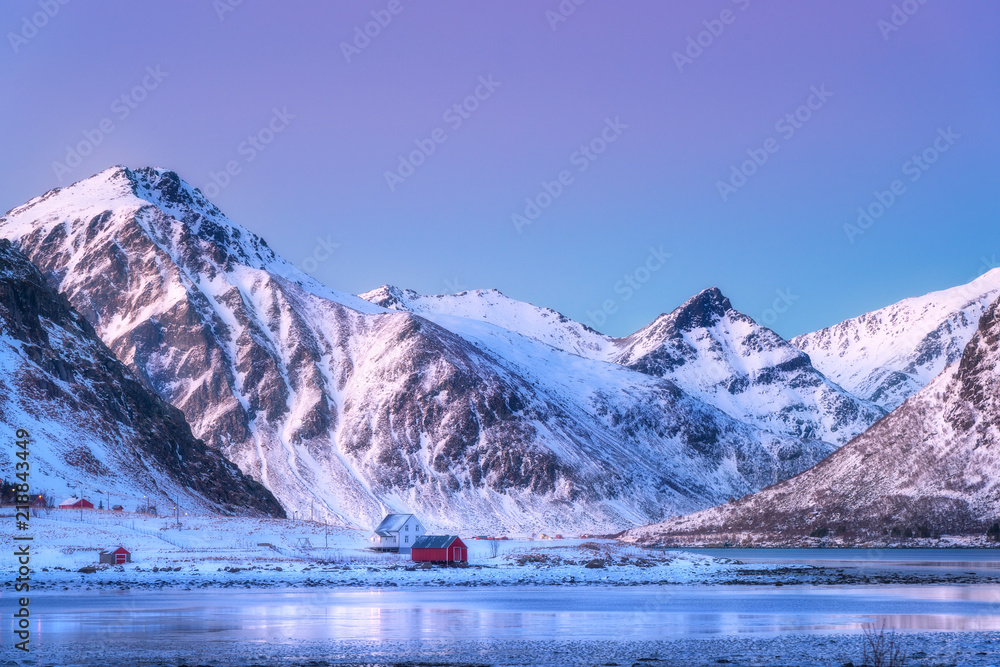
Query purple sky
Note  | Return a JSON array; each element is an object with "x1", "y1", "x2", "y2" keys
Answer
[{"x1": 2, "y1": 1, "x2": 998, "y2": 337}]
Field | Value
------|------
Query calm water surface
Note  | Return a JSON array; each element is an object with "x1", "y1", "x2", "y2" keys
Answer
[{"x1": 18, "y1": 584, "x2": 1000, "y2": 646}]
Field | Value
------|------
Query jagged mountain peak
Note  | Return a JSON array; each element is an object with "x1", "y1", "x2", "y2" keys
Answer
[
  {"x1": 630, "y1": 294, "x2": 1000, "y2": 544},
  {"x1": 12, "y1": 165, "x2": 277, "y2": 272},
  {"x1": 666, "y1": 286, "x2": 735, "y2": 331},
  {"x1": 612, "y1": 286, "x2": 883, "y2": 448},
  {"x1": 360, "y1": 284, "x2": 418, "y2": 310},
  {"x1": 1, "y1": 166, "x2": 382, "y2": 315}
]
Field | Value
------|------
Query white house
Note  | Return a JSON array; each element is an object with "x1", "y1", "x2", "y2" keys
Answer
[{"x1": 369, "y1": 514, "x2": 425, "y2": 554}]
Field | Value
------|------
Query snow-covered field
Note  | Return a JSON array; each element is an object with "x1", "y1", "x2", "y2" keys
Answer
[{"x1": 3, "y1": 510, "x2": 801, "y2": 590}]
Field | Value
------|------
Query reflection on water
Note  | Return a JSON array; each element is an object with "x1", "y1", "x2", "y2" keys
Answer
[{"x1": 19, "y1": 585, "x2": 1000, "y2": 647}]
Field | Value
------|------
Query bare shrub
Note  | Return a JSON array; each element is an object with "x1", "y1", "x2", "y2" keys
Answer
[
  {"x1": 488, "y1": 539, "x2": 501, "y2": 558},
  {"x1": 861, "y1": 622, "x2": 907, "y2": 667}
]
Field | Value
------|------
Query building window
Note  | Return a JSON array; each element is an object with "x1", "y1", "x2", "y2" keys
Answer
[
  {"x1": 405, "y1": 525, "x2": 409, "y2": 531},
  {"x1": 405, "y1": 536, "x2": 409, "y2": 543}
]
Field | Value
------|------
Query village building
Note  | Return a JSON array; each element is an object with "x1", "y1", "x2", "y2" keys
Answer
[
  {"x1": 98, "y1": 546, "x2": 131, "y2": 565},
  {"x1": 369, "y1": 513, "x2": 425, "y2": 554},
  {"x1": 58, "y1": 497, "x2": 94, "y2": 509},
  {"x1": 411, "y1": 535, "x2": 468, "y2": 563}
]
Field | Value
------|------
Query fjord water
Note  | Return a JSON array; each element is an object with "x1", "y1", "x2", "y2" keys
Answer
[
  {"x1": 25, "y1": 584, "x2": 1000, "y2": 644},
  {"x1": 13, "y1": 550, "x2": 1000, "y2": 665}
]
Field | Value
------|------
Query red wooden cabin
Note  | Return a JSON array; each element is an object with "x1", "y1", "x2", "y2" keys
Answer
[
  {"x1": 410, "y1": 535, "x2": 468, "y2": 563},
  {"x1": 99, "y1": 546, "x2": 132, "y2": 565},
  {"x1": 58, "y1": 497, "x2": 94, "y2": 509}
]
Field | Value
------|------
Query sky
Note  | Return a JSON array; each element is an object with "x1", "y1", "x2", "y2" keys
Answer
[{"x1": 1, "y1": 1, "x2": 998, "y2": 338}]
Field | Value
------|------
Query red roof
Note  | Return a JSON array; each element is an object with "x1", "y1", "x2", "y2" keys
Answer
[
  {"x1": 101, "y1": 546, "x2": 130, "y2": 555},
  {"x1": 59, "y1": 498, "x2": 94, "y2": 509},
  {"x1": 411, "y1": 535, "x2": 468, "y2": 562}
]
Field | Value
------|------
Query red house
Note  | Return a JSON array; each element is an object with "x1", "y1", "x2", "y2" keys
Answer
[
  {"x1": 58, "y1": 497, "x2": 94, "y2": 509},
  {"x1": 411, "y1": 535, "x2": 468, "y2": 563},
  {"x1": 99, "y1": 546, "x2": 131, "y2": 565}
]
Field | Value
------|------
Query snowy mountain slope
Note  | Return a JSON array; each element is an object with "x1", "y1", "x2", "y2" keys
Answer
[
  {"x1": 360, "y1": 285, "x2": 614, "y2": 359},
  {"x1": 361, "y1": 285, "x2": 885, "y2": 450},
  {"x1": 792, "y1": 270, "x2": 1000, "y2": 411},
  {"x1": 0, "y1": 238, "x2": 283, "y2": 517},
  {"x1": 626, "y1": 295, "x2": 1000, "y2": 543},
  {"x1": 1, "y1": 166, "x2": 836, "y2": 533}
]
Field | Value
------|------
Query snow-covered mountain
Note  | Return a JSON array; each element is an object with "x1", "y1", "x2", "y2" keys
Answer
[
  {"x1": 0, "y1": 238, "x2": 283, "y2": 516},
  {"x1": 610, "y1": 288, "x2": 885, "y2": 446},
  {"x1": 1, "y1": 166, "x2": 839, "y2": 533},
  {"x1": 626, "y1": 294, "x2": 1000, "y2": 544},
  {"x1": 364, "y1": 284, "x2": 885, "y2": 449},
  {"x1": 792, "y1": 271, "x2": 1000, "y2": 411}
]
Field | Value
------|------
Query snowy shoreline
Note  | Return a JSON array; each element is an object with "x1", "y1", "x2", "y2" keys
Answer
[
  {"x1": 25, "y1": 564, "x2": 1000, "y2": 592},
  {"x1": 24, "y1": 634, "x2": 1000, "y2": 667},
  {"x1": 6, "y1": 514, "x2": 1000, "y2": 592}
]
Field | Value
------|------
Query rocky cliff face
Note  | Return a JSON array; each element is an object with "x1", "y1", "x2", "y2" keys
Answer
[
  {"x1": 0, "y1": 238, "x2": 283, "y2": 516},
  {"x1": 1, "y1": 166, "x2": 839, "y2": 532},
  {"x1": 626, "y1": 295, "x2": 1000, "y2": 544}
]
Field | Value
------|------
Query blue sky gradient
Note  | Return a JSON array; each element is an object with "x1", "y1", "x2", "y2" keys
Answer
[{"x1": 2, "y1": 1, "x2": 998, "y2": 337}]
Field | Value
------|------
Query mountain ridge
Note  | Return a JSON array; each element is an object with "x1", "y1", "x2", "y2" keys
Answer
[
  {"x1": 6, "y1": 164, "x2": 993, "y2": 534},
  {"x1": 624, "y1": 293, "x2": 1000, "y2": 545},
  {"x1": 1, "y1": 166, "x2": 842, "y2": 532}
]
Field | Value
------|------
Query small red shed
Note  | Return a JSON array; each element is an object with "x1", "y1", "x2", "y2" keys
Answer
[
  {"x1": 411, "y1": 535, "x2": 468, "y2": 563},
  {"x1": 99, "y1": 546, "x2": 131, "y2": 565}
]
